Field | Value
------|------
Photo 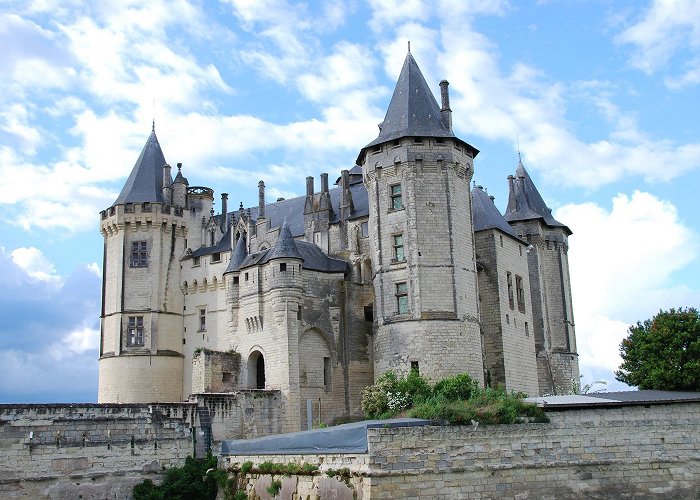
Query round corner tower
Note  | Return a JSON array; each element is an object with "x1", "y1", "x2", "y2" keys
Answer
[{"x1": 357, "y1": 51, "x2": 484, "y2": 384}]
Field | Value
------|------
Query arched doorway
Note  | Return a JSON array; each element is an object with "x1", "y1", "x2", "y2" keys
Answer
[{"x1": 248, "y1": 350, "x2": 266, "y2": 389}]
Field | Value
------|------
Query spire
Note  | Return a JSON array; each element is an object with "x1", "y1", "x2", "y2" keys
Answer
[
  {"x1": 357, "y1": 52, "x2": 478, "y2": 163},
  {"x1": 113, "y1": 128, "x2": 167, "y2": 205},
  {"x1": 224, "y1": 235, "x2": 248, "y2": 274},
  {"x1": 268, "y1": 221, "x2": 303, "y2": 261},
  {"x1": 504, "y1": 161, "x2": 571, "y2": 234}
]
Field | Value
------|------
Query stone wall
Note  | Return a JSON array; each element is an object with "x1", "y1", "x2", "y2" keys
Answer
[
  {"x1": 222, "y1": 402, "x2": 700, "y2": 499},
  {"x1": 0, "y1": 392, "x2": 282, "y2": 499}
]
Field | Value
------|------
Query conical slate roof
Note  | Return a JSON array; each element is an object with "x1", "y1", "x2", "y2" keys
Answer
[
  {"x1": 505, "y1": 162, "x2": 571, "y2": 235},
  {"x1": 356, "y1": 51, "x2": 477, "y2": 163},
  {"x1": 224, "y1": 235, "x2": 248, "y2": 274},
  {"x1": 472, "y1": 186, "x2": 519, "y2": 239},
  {"x1": 114, "y1": 128, "x2": 167, "y2": 205},
  {"x1": 268, "y1": 221, "x2": 303, "y2": 261}
]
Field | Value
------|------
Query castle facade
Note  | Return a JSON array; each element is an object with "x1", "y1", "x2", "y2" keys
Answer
[{"x1": 98, "y1": 52, "x2": 579, "y2": 431}]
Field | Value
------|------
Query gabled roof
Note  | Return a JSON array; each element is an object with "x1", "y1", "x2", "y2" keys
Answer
[
  {"x1": 472, "y1": 186, "x2": 520, "y2": 239},
  {"x1": 114, "y1": 128, "x2": 167, "y2": 205},
  {"x1": 504, "y1": 162, "x2": 571, "y2": 235},
  {"x1": 356, "y1": 52, "x2": 478, "y2": 164}
]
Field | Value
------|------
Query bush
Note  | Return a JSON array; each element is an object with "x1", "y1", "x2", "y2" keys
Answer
[
  {"x1": 433, "y1": 373, "x2": 478, "y2": 401},
  {"x1": 133, "y1": 454, "x2": 220, "y2": 500}
]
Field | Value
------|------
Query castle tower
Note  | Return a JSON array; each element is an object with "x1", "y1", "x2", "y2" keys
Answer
[
  {"x1": 357, "y1": 51, "x2": 484, "y2": 383},
  {"x1": 505, "y1": 161, "x2": 579, "y2": 394},
  {"x1": 98, "y1": 128, "x2": 186, "y2": 402}
]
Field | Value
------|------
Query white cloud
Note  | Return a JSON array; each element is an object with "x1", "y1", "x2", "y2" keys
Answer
[
  {"x1": 86, "y1": 262, "x2": 101, "y2": 277},
  {"x1": 49, "y1": 325, "x2": 100, "y2": 360},
  {"x1": 555, "y1": 191, "x2": 698, "y2": 384},
  {"x1": 10, "y1": 246, "x2": 62, "y2": 284},
  {"x1": 616, "y1": 0, "x2": 700, "y2": 86}
]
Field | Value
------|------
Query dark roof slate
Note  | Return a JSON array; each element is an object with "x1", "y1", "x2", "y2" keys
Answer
[
  {"x1": 472, "y1": 186, "x2": 520, "y2": 239},
  {"x1": 114, "y1": 129, "x2": 167, "y2": 205},
  {"x1": 504, "y1": 162, "x2": 571, "y2": 235},
  {"x1": 356, "y1": 52, "x2": 478, "y2": 163},
  {"x1": 268, "y1": 222, "x2": 303, "y2": 261},
  {"x1": 223, "y1": 235, "x2": 247, "y2": 274}
]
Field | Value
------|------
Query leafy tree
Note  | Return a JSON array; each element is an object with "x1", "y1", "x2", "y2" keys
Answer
[
  {"x1": 616, "y1": 307, "x2": 700, "y2": 391},
  {"x1": 133, "y1": 454, "x2": 222, "y2": 500}
]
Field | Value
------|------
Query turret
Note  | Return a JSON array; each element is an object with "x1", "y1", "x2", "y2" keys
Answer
[
  {"x1": 357, "y1": 50, "x2": 483, "y2": 383},
  {"x1": 505, "y1": 160, "x2": 578, "y2": 394},
  {"x1": 172, "y1": 163, "x2": 188, "y2": 208}
]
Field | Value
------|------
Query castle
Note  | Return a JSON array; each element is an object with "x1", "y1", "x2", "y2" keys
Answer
[{"x1": 98, "y1": 51, "x2": 579, "y2": 432}]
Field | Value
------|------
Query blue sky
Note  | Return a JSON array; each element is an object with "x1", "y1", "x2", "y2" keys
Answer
[{"x1": 1, "y1": 0, "x2": 699, "y2": 402}]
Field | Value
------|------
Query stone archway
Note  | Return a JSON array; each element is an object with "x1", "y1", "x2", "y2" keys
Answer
[{"x1": 248, "y1": 350, "x2": 265, "y2": 389}]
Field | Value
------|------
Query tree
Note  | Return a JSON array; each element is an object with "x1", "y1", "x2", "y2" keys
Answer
[{"x1": 616, "y1": 307, "x2": 700, "y2": 391}]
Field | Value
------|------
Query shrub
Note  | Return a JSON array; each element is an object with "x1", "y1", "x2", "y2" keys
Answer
[
  {"x1": 360, "y1": 372, "x2": 399, "y2": 418},
  {"x1": 433, "y1": 373, "x2": 478, "y2": 401},
  {"x1": 266, "y1": 480, "x2": 282, "y2": 497},
  {"x1": 133, "y1": 454, "x2": 220, "y2": 500}
]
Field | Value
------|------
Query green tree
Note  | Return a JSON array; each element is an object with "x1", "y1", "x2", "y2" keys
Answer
[{"x1": 616, "y1": 308, "x2": 700, "y2": 391}]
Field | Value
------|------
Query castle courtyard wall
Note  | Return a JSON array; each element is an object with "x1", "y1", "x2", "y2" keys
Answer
[{"x1": 222, "y1": 402, "x2": 700, "y2": 499}]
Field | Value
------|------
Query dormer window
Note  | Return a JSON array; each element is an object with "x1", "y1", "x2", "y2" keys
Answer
[
  {"x1": 125, "y1": 203, "x2": 134, "y2": 213},
  {"x1": 142, "y1": 202, "x2": 151, "y2": 212},
  {"x1": 212, "y1": 252, "x2": 221, "y2": 263}
]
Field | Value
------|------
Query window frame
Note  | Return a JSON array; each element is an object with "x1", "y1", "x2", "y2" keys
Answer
[
  {"x1": 130, "y1": 241, "x2": 148, "y2": 268},
  {"x1": 516, "y1": 275, "x2": 526, "y2": 313},
  {"x1": 127, "y1": 316, "x2": 144, "y2": 346},
  {"x1": 392, "y1": 233, "x2": 405, "y2": 263},
  {"x1": 396, "y1": 282, "x2": 409, "y2": 315},
  {"x1": 389, "y1": 184, "x2": 403, "y2": 211},
  {"x1": 198, "y1": 308, "x2": 207, "y2": 332},
  {"x1": 507, "y1": 271, "x2": 514, "y2": 310}
]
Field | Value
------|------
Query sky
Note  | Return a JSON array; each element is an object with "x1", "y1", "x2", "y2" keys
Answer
[{"x1": 1, "y1": 0, "x2": 699, "y2": 402}]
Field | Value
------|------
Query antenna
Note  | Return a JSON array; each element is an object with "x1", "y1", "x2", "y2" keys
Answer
[
  {"x1": 517, "y1": 134, "x2": 522, "y2": 162},
  {"x1": 152, "y1": 98, "x2": 156, "y2": 131}
]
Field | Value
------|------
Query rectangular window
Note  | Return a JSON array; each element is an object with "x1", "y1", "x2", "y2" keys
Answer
[
  {"x1": 199, "y1": 309, "x2": 206, "y2": 332},
  {"x1": 516, "y1": 275, "x2": 526, "y2": 313},
  {"x1": 127, "y1": 316, "x2": 144, "y2": 346},
  {"x1": 314, "y1": 231, "x2": 322, "y2": 247},
  {"x1": 361, "y1": 221, "x2": 369, "y2": 238},
  {"x1": 364, "y1": 305, "x2": 374, "y2": 322},
  {"x1": 396, "y1": 282, "x2": 409, "y2": 314},
  {"x1": 125, "y1": 203, "x2": 134, "y2": 213},
  {"x1": 390, "y1": 184, "x2": 403, "y2": 210},
  {"x1": 130, "y1": 241, "x2": 147, "y2": 267},
  {"x1": 280, "y1": 262, "x2": 287, "y2": 272},
  {"x1": 212, "y1": 252, "x2": 221, "y2": 263},
  {"x1": 525, "y1": 322, "x2": 529, "y2": 337},
  {"x1": 193, "y1": 256, "x2": 200, "y2": 267},
  {"x1": 410, "y1": 361, "x2": 420, "y2": 374},
  {"x1": 392, "y1": 234, "x2": 405, "y2": 262},
  {"x1": 245, "y1": 272, "x2": 249, "y2": 281},
  {"x1": 507, "y1": 272, "x2": 514, "y2": 310},
  {"x1": 233, "y1": 276, "x2": 239, "y2": 285},
  {"x1": 142, "y1": 202, "x2": 151, "y2": 212},
  {"x1": 323, "y1": 357, "x2": 331, "y2": 390}
]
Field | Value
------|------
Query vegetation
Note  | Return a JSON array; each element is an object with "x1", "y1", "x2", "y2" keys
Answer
[
  {"x1": 133, "y1": 454, "x2": 222, "y2": 500},
  {"x1": 361, "y1": 371, "x2": 548, "y2": 424},
  {"x1": 266, "y1": 479, "x2": 282, "y2": 497},
  {"x1": 616, "y1": 307, "x2": 700, "y2": 391}
]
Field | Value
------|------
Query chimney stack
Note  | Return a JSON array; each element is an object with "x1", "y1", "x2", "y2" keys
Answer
[
  {"x1": 258, "y1": 181, "x2": 265, "y2": 219},
  {"x1": 321, "y1": 173, "x2": 329, "y2": 193},
  {"x1": 439, "y1": 80, "x2": 452, "y2": 132},
  {"x1": 221, "y1": 193, "x2": 228, "y2": 231},
  {"x1": 306, "y1": 176, "x2": 314, "y2": 197}
]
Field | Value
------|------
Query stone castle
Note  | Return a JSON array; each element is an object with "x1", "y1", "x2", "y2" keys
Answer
[{"x1": 98, "y1": 51, "x2": 579, "y2": 432}]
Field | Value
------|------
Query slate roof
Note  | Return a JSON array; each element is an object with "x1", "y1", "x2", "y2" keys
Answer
[
  {"x1": 114, "y1": 128, "x2": 168, "y2": 205},
  {"x1": 268, "y1": 222, "x2": 303, "y2": 261},
  {"x1": 526, "y1": 390, "x2": 700, "y2": 409},
  {"x1": 191, "y1": 226, "x2": 232, "y2": 258},
  {"x1": 472, "y1": 185, "x2": 520, "y2": 239},
  {"x1": 356, "y1": 52, "x2": 478, "y2": 164},
  {"x1": 504, "y1": 162, "x2": 571, "y2": 235},
  {"x1": 236, "y1": 239, "x2": 347, "y2": 274},
  {"x1": 223, "y1": 235, "x2": 248, "y2": 274}
]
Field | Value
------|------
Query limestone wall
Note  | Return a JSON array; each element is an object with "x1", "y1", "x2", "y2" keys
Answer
[{"x1": 222, "y1": 402, "x2": 700, "y2": 499}]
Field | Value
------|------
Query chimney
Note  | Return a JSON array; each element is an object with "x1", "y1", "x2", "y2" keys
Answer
[
  {"x1": 258, "y1": 181, "x2": 265, "y2": 219},
  {"x1": 306, "y1": 176, "x2": 314, "y2": 196},
  {"x1": 221, "y1": 193, "x2": 228, "y2": 232},
  {"x1": 321, "y1": 173, "x2": 329, "y2": 193},
  {"x1": 439, "y1": 80, "x2": 452, "y2": 132},
  {"x1": 507, "y1": 175, "x2": 515, "y2": 195},
  {"x1": 162, "y1": 163, "x2": 172, "y2": 204}
]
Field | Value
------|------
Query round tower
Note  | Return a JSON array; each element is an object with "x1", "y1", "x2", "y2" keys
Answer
[
  {"x1": 98, "y1": 128, "x2": 186, "y2": 402},
  {"x1": 357, "y1": 51, "x2": 484, "y2": 384}
]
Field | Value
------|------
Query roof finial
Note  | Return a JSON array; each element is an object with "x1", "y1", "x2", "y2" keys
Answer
[
  {"x1": 407, "y1": 40, "x2": 411, "y2": 54},
  {"x1": 516, "y1": 134, "x2": 522, "y2": 163},
  {"x1": 152, "y1": 98, "x2": 156, "y2": 132}
]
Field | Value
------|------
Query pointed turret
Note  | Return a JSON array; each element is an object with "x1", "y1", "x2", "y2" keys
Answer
[
  {"x1": 113, "y1": 128, "x2": 167, "y2": 205},
  {"x1": 224, "y1": 235, "x2": 248, "y2": 274},
  {"x1": 472, "y1": 186, "x2": 519, "y2": 238},
  {"x1": 357, "y1": 50, "x2": 478, "y2": 164},
  {"x1": 269, "y1": 222, "x2": 303, "y2": 262},
  {"x1": 505, "y1": 162, "x2": 571, "y2": 234}
]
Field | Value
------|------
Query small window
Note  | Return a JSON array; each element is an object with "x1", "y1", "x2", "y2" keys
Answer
[
  {"x1": 130, "y1": 241, "x2": 148, "y2": 267},
  {"x1": 392, "y1": 139, "x2": 401, "y2": 147},
  {"x1": 314, "y1": 231, "x2": 322, "y2": 247},
  {"x1": 323, "y1": 357, "x2": 331, "y2": 390},
  {"x1": 233, "y1": 276, "x2": 239, "y2": 285},
  {"x1": 396, "y1": 282, "x2": 409, "y2": 314},
  {"x1": 297, "y1": 305, "x2": 302, "y2": 321},
  {"x1": 199, "y1": 309, "x2": 206, "y2": 332},
  {"x1": 245, "y1": 272, "x2": 249, "y2": 281},
  {"x1": 280, "y1": 262, "x2": 287, "y2": 272},
  {"x1": 506, "y1": 314, "x2": 510, "y2": 325},
  {"x1": 507, "y1": 272, "x2": 514, "y2": 310},
  {"x1": 500, "y1": 235, "x2": 503, "y2": 247},
  {"x1": 390, "y1": 184, "x2": 403, "y2": 210},
  {"x1": 372, "y1": 145, "x2": 381, "y2": 153},
  {"x1": 125, "y1": 203, "x2": 134, "y2": 213},
  {"x1": 361, "y1": 222, "x2": 369, "y2": 238},
  {"x1": 413, "y1": 137, "x2": 423, "y2": 144},
  {"x1": 393, "y1": 234, "x2": 405, "y2": 262},
  {"x1": 525, "y1": 322, "x2": 529, "y2": 337},
  {"x1": 193, "y1": 256, "x2": 200, "y2": 267},
  {"x1": 127, "y1": 316, "x2": 144, "y2": 346},
  {"x1": 212, "y1": 252, "x2": 221, "y2": 263},
  {"x1": 410, "y1": 361, "x2": 419, "y2": 374},
  {"x1": 519, "y1": 245, "x2": 523, "y2": 256},
  {"x1": 364, "y1": 305, "x2": 374, "y2": 322},
  {"x1": 142, "y1": 202, "x2": 151, "y2": 212},
  {"x1": 516, "y1": 275, "x2": 526, "y2": 313}
]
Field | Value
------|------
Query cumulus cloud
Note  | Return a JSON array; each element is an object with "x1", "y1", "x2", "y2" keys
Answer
[
  {"x1": 555, "y1": 191, "x2": 699, "y2": 389},
  {"x1": 10, "y1": 246, "x2": 61, "y2": 284}
]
